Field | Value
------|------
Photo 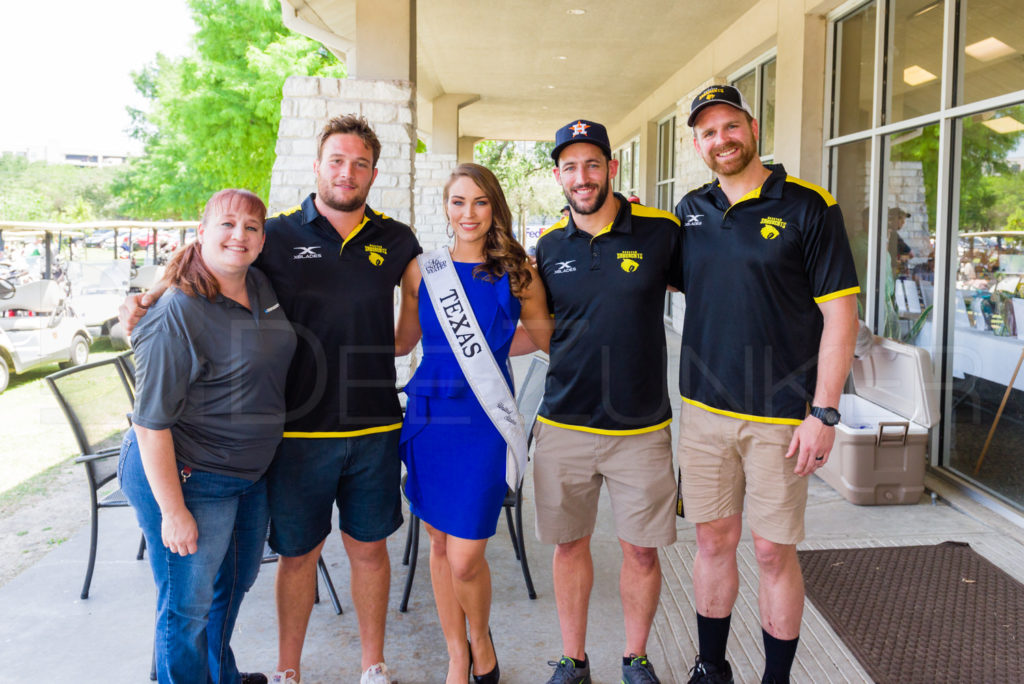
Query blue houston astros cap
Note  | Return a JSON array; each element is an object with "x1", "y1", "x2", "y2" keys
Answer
[{"x1": 551, "y1": 119, "x2": 611, "y2": 161}]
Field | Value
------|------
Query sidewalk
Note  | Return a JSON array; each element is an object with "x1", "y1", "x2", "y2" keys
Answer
[{"x1": 3, "y1": 328, "x2": 1024, "y2": 682}]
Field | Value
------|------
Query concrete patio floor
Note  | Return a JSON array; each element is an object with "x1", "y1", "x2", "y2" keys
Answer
[{"x1": 4, "y1": 333, "x2": 1024, "y2": 683}]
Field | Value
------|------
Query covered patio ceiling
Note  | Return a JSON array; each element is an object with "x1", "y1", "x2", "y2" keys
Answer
[{"x1": 283, "y1": 0, "x2": 760, "y2": 140}]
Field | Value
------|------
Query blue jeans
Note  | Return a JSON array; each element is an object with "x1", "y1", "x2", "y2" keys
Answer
[{"x1": 119, "y1": 428, "x2": 268, "y2": 684}]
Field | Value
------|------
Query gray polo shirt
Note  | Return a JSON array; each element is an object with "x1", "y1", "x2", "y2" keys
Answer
[{"x1": 131, "y1": 267, "x2": 296, "y2": 481}]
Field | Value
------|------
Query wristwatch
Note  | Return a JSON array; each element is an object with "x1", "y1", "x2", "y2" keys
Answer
[{"x1": 810, "y1": 406, "x2": 841, "y2": 426}]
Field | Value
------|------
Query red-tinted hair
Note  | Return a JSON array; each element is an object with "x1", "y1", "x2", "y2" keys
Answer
[{"x1": 165, "y1": 189, "x2": 266, "y2": 300}]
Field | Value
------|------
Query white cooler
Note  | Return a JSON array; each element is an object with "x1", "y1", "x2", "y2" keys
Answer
[{"x1": 817, "y1": 336, "x2": 938, "y2": 505}]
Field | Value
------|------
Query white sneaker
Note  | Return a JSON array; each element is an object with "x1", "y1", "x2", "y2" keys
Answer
[
  {"x1": 269, "y1": 670, "x2": 298, "y2": 684},
  {"x1": 360, "y1": 662, "x2": 392, "y2": 684}
]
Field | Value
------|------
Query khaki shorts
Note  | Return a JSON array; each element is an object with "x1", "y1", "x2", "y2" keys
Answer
[
  {"x1": 677, "y1": 402, "x2": 808, "y2": 545},
  {"x1": 533, "y1": 421, "x2": 677, "y2": 548}
]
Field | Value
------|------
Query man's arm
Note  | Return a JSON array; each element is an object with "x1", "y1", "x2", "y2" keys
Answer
[
  {"x1": 785, "y1": 294, "x2": 858, "y2": 476},
  {"x1": 118, "y1": 279, "x2": 169, "y2": 337},
  {"x1": 511, "y1": 264, "x2": 553, "y2": 355},
  {"x1": 394, "y1": 259, "x2": 422, "y2": 357}
]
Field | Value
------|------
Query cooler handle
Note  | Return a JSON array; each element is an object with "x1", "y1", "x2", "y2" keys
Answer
[{"x1": 876, "y1": 421, "x2": 909, "y2": 447}]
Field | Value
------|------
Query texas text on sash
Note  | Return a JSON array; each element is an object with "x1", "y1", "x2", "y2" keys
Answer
[{"x1": 418, "y1": 248, "x2": 528, "y2": 489}]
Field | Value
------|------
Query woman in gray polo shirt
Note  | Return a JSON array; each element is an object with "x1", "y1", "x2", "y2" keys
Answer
[{"x1": 118, "y1": 188, "x2": 296, "y2": 684}]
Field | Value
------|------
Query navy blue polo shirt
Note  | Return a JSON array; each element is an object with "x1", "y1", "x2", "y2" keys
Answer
[
  {"x1": 256, "y1": 194, "x2": 421, "y2": 436},
  {"x1": 131, "y1": 268, "x2": 296, "y2": 480},
  {"x1": 535, "y1": 194, "x2": 684, "y2": 433},
  {"x1": 673, "y1": 164, "x2": 860, "y2": 424}
]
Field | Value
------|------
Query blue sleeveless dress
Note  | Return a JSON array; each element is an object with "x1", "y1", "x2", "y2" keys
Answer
[{"x1": 400, "y1": 262, "x2": 521, "y2": 540}]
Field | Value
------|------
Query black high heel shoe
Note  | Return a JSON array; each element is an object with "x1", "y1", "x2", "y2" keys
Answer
[{"x1": 471, "y1": 629, "x2": 499, "y2": 684}]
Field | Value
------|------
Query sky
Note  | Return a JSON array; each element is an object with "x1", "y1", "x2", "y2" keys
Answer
[{"x1": 0, "y1": 0, "x2": 195, "y2": 156}]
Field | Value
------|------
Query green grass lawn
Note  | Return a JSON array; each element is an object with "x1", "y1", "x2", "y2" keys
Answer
[{"x1": 0, "y1": 338, "x2": 124, "y2": 495}]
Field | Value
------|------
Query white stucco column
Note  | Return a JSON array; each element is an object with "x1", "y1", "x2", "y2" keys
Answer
[{"x1": 774, "y1": 0, "x2": 827, "y2": 181}]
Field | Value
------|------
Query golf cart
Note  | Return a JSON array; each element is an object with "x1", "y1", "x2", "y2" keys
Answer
[
  {"x1": 66, "y1": 260, "x2": 131, "y2": 350},
  {"x1": 0, "y1": 278, "x2": 92, "y2": 393}
]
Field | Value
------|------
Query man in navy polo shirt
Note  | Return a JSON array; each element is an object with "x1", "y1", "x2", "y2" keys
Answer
[
  {"x1": 534, "y1": 119, "x2": 684, "y2": 684},
  {"x1": 675, "y1": 86, "x2": 859, "y2": 684}
]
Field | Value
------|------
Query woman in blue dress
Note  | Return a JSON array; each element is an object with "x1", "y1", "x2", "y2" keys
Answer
[{"x1": 396, "y1": 163, "x2": 551, "y2": 684}]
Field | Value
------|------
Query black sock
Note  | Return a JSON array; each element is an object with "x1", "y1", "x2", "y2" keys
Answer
[
  {"x1": 762, "y1": 629, "x2": 799, "y2": 683},
  {"x1": 568, "y1": 655, "x2": 587, "y2": 668},
  {"x1": 696, "y1": 612, "x2": 731, "y2": 667}
]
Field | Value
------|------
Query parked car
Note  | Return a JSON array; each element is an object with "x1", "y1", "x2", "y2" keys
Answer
[{"x1": 0, "y1": 279, "x2": 92, "y2": 393}]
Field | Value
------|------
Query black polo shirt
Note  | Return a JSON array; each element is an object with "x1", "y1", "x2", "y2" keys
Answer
[
  {"x1": 673, "y1": 164, "x2": 860, "y2": 424},
  {"x1": 257, "y1": 194, "x2": 421, "y2": 436},
  {"x1": 535, "y1": 194, "x2": 684, "y2": 434},
  {"x1": 132, "y1": 268, "x2": 296, "y2": 480}
]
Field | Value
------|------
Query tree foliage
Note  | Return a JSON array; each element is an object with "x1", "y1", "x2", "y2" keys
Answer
[
  {"x1": 114, "y1": 0, "x2": 346, "y2": 219},
  {"x1": 0, "y1": 154, "x2": 121, "y2": 221},
  {"x1": 474, "y1": 140, "x2": 563, "y2": 241},
  {"x1": 893, "y1": 105, "x2": 1024, "y2": 232}
]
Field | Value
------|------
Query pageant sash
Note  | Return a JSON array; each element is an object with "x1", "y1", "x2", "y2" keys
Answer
[{"x1": 417, "y1": 248, "x2": 528, "y2": 489}]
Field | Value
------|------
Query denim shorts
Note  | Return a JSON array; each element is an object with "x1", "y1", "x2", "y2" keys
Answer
[{"x1": 266, "y1": 430, "x2": 403, "y2": 556}]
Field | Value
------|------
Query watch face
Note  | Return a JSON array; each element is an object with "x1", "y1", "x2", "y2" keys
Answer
[{"x1": 814, "y1": 406, "x2": 841, "y2": 425}]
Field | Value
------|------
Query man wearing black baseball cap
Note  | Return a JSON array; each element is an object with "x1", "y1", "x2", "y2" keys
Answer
[
  {"x1": 674, "y1": 86, "x2": 859, "y2": 684},
  {"x1": 532, "y1": 120, "x2": 684, "y2": 684}
]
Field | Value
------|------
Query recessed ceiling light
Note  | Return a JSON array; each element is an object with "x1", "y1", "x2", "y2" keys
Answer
[
  {"x1": 557, "y1": 56, "x2": 567, "y2": 60},
  {"x1": 982, "y1": 116, "x2": 1024, "y2": 134},
  {"x1": 903, "y1": 65, "x2": 938, "y2": 86},
  {"x1": 567, "y1": 9, "x2": 586, "y2": 15},
  {"x1": 965, "y1": 37, "x2": 1015, "y2": 62},
  {"x1": 546, "y1": 85, "x2": 556, "y2": 89}
]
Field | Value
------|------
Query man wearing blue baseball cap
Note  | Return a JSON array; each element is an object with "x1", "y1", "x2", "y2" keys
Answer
[
  {"x1": 675, "y1": 85, "x2": 859, "y2": 684},
  {"x1": 532, "y1": 119, "x2": 685, "y2": 684}
]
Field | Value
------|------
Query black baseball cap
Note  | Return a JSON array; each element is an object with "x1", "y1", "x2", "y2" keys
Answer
[
  {"x1": 551, "y1": 119, "x2": 611, "y2": 162},
  {"x1": 687, "y1": 84, "x2": 754, "y2": 127}
]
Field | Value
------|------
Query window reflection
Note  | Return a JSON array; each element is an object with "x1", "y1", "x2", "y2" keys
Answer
[
  {"x1": 835, "y1": 2, "x2": 876, "y2": 136},
  {"x1": 831, "y1": 140, "x2": 872, "y2": 316},
  {"x1": 884, "y1": 124, "x2": 939, "y2": 343},
  {"x1": 948, "y1": 104, "x2": 1024, "y2": 505},
  {"x1": 962, "y1": 0, "x2": 1024, "y2": 106},
  {"x1": 890, "y1": 0, "x2": 944, "y2": 123}
]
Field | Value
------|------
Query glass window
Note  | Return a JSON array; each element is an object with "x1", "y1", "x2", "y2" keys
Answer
[
  {"x1": 962, "y1": 0, "x2": 1024, "y2": 106},
  {"x1": 656, "y1": 117, "x2": 675, "y2": 211},
  {"x1": 890, "y1": 0, "x2": 945, "y2": 123},
  {"x1": 882, "y1": 123, "x2": 940, "y2": 343},
  {"x1": 730, "y1": 57, "x2": 776, "y2": 159},
  {"x1": 760, "y1": 60, "x2": 776, "y2": 158},
  {"x1": 834, "y1": 2, "x2": 876, "y2": 136},
  {"x1": 947, "y1": 104, "x2": 1024, "y2": 504},
  {"x1": 830, "y1": 139, "x2": 873, "y2": 316}
]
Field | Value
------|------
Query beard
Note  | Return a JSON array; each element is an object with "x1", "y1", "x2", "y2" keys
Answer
[
  {"x1": 318, "y1": 176, "x2": 371, "y2": 213},
  {"x1": 562, "y1": 176, "x2": 610, "y2": 216},
  {"x1": 706, "y1": 138, "x2": 757, "y2": 177}
]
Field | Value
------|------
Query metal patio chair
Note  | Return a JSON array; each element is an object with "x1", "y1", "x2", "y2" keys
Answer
[
  {"x1": 399, "y1": 355, "x2": 547, "y2": 611},
  {"x1": 45, "y1": 357, "x2": 145, "y2": 599}
]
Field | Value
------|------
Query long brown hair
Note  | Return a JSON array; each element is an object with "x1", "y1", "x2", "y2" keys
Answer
[
  {"x1": 443, "y1": 163, "x2": 532, "y2": 298},
  {"x1": 165, "y1": 189, "x2": 267, "y2": 301}
]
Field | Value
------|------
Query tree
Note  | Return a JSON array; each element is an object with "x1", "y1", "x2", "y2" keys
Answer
[
  {"x1": 0, "y1": 154, "x2": 121, "y2": 221},
  {"x1": 113, "y1": 0, "x2": 346, "y2": 219},
  {"x1": 474, "y1": 140, "x2": 563, "y2": 242}
]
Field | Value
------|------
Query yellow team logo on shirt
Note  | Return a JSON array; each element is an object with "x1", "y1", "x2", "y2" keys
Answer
[
  {"x1": 759, "y1": 216, "x2": 787, "y2": 240},
  {"x1": 365, "y1": 244, "x2": 387, "y2": 266},
  {"x1": 617, "y1": 250, "x2": 643, "y2": 273}
]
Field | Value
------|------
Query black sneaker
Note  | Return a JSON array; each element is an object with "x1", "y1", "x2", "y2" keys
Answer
[
  {"x1": 686, "y1": 656, "x2": 734, "y2": 684},
  {"x1": 240, "y1": 675, "x2": 268, "y2": 684},
  {"x1": 621, "y1": 654, "x2": 660, "y2": 683},
  {"x1": 545, "y1": 655, "x2": 591, "y2": 684}
]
